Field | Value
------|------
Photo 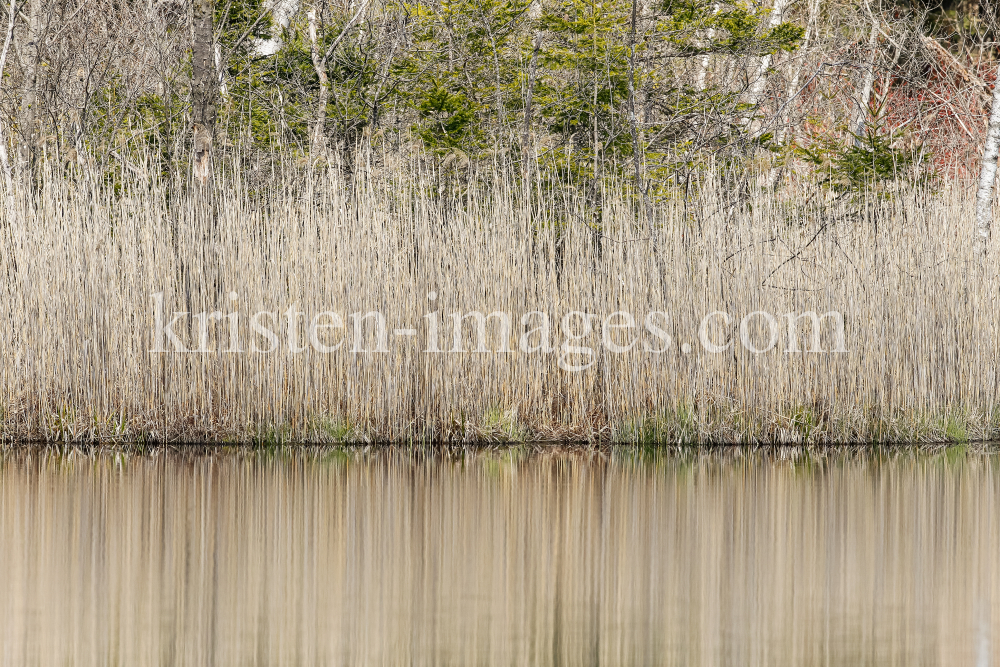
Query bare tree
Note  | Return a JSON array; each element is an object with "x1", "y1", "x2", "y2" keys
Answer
[
  {"x1": 853, "y1": 6, "x2": 879, "y2": 147},
  {"x1": 306, "y1": 5, "x2": 330, "y2": 154},
  {"x1": 306, "y1": 0, "x2": 371, "y2": 155}
]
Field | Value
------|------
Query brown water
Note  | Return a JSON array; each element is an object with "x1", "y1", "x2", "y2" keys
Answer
[{"x1": 0, "y1": 446, "x2": 996, "y2": 666}]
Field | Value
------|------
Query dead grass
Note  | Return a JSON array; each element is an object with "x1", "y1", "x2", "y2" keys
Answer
[{"x1": 0, "y1": 156, "x2": 997, "y2": 444}]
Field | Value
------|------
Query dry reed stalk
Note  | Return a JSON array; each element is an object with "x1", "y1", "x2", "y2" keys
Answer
[{"x1": 0, "y1": 155, "x2": 997, "y2": 444}]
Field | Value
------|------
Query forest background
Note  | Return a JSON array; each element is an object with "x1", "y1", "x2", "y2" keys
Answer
[{"x1": 0, "y1": 0, "x2": 995, "y2": 201}]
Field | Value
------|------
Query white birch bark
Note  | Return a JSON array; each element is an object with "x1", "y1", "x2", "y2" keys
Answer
[
  {"x1": 521, "y1": 29, "x2": 543, "y2": 172},
  {"x1": 773, "y1": 0, "x2": 819, "y2": 146},
  {"x1": 627, "y1": 0, "x2": 654, "y2": 237},
  {"x1": 744, "y1": 0, "x2": 790, "y2": 131},
  {"x1": 307, "y1": 7, "x2": 330, "y2": 154},
  {"x1": 975, "y1": 62, "x2": 1000, "y2": 256},
  {"x1": 766, "y1": 0, "x2": 819, "y2": 188},
  {"x1": 307, "y1": 0, "x2": 370, "y2": 155},
  {"x1": 0, "y1": 0, "x2": 16, "y2": 193},
  {"x1": 215, "y1": 43, "x2": 229, "y2": 99},
  {"x1": 18, "y1": 0, "x2": 43, "y2": 168},
  {"x1": 853, "y1": 17, "x2": 879, "y2": 147},
  {"x1": 695, "y1": 3, "x2": 719, "y2": 91}
]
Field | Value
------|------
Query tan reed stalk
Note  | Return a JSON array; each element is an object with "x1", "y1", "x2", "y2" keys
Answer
[{"x1": 0, "y1": 152, "x2": 997, "y2": 443}]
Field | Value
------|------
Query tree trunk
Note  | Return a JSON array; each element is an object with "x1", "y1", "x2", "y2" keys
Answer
[
  {"x1": 18, "y1": 0, "x2": 44, "y2": 171},
  {"x1": 307, "y1": 7, "x2": 330, "y2": 155},
  {"x1": 627, "y1": 0, "x2": 654, "y2": 237},
  {"x1": 191, "y1": 0, "x2": 217, "y2": 183},
  {"x1": 695, "y1": 3, "x2": 720, "y2": 91},
  {"x1": 0, "y1": 0, "x2": 16, "y2": 191},
  {"x1": 774, "y1": 0, "x2": 819, "y2": 146},
  {"x1": 767, "y1": 0, "x2": 819, "y2": 188},
  {"x1": 853, "y1": 17, "x2": 879, "y2": 148},
  {"x1": 306, "y1": 0, "x2": 371, "y2": 156},
  {"x1": 520, "y1": 30, "x2": 543, "y2": 174},
  {"x1": 744, "y1": 0, "x2": 790, "y2": 133},
  {"x1": 975, "y1": 61, "x2": 1000, "y2": 256}
]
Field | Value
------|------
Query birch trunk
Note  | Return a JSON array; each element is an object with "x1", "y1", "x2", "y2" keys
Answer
[
  {"x1": 627, "y1": 0, "x2": 654, "y2": 237},
  {"x1": 307, "y1": 0, "x2": 371, "y2": 156},
  {"x1": 520, "y1": 30, "x2": 543, "y2": 174},
  {"x1": 307, "y1": 8, "x2": 329, "y2": 154},
  {"x1": 764, "y1": 0, "x2": 820, "y2": 189},
  {"x1": 18, "y1": 0, "x2": 44, "y2": 170},
  {"x1": 215, "y1": 43, "x2": 229, "y2": 99},
  {"x1": 744, "y1": 0, "x2": 790, "y2": 133},
  {"x1": 0, "y1": 0, "x2": 16, "y2": 192},
  {"x1": 853, "y1": 17, "x2": 879, "y2": 147},
  {"x1": 975, "y1": 62, "x2": 1000, "y2": 256},
  {"x1": 694, "y1": 3, "x2": 719, "y2": 91},
  {"x1": 774, "y1": 0, "x2": 819, "y2": 146}
]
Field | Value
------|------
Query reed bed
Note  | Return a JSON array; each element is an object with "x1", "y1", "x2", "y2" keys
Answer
[{"x1": 1, "y1": 156, "x2": 997, "y2": 444}]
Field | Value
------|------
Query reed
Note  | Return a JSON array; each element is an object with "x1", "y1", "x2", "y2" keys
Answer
[{"x1": 1, "y1": 155, "x2": 997, "y2": 444}]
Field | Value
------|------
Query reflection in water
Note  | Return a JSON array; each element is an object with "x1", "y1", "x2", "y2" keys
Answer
[{"x1": 0, "y1": 446, "x2": 997, "y2": 666}]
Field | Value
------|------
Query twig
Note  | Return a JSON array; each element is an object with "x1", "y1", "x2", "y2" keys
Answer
[
  {"x1": 761, "y1": 221, "x2": 828, "y2": 286},
  {"x1": 723, "y1": 237, "x2": 777, "y2": 263},
  {"x1": 322, "y1": 0, "x2": 372, "y2": 64},
  {"x1": 920, "y1": 34, "x2": 991, "y2": 107}
]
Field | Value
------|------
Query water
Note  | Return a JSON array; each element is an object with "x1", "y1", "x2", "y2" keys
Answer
[{"x1": 0, "y1": 446, "x2": 996, "y2": 666}]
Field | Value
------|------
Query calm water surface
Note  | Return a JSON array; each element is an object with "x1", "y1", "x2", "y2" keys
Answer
[{"x1": 0, "y1": 446, "x2": 997, "y2": 666}]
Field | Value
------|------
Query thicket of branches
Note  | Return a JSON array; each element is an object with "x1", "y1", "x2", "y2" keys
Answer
[{"x1": 0, "y1": 0, "x2": 995, "y2": 193}]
